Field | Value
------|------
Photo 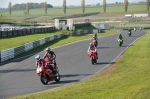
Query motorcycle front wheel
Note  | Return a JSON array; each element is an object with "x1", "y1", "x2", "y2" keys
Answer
[{"x1": 40, "y1": 74, "x2": 49, "y2": 85}]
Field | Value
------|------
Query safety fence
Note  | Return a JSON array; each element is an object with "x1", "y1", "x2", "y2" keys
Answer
[
  {"x1": 70, "y1": 29, "x2": 101, "y2": 36},
  {"x1": 0, "y1": 27, "x2": 56, "y2": 37},
  {"x1": 0, "y1": 23, "x2": 91, "y2": 37},
  {"x1": 0, "y1": 34, "x2": 64, "y2": 62}
]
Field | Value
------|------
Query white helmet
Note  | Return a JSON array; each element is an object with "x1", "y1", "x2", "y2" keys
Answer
[
  {"x1": 90, "y1": 42, "x2": 93, "y2": 46},
  {"x1": 35, "y1": 55, "x2": 40, "y2": 60},
  {"x1": 46, "y1": 47, "x2": 51, "y2": 51}
]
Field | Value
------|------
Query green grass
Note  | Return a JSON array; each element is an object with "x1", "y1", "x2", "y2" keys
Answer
[
  {"x1": 0, "y1": 31, "x2": 62, "y2": 51},
  {"x1": 0, "y1": 4, "x2": 149, "y2": 21},
  {"x1": 8, "y1": 31, "x2": 150, "y2": 99}
]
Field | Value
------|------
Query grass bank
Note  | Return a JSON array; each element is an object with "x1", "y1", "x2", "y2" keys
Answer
[
  {"x1": 0, "y1": 31, "x2": 62, "y2": 51},
  {"x1": 9, "y1": 31, "x2": 150, "y2": 99}
]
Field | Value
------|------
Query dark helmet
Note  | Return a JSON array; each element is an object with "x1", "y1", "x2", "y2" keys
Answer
[
  {"x1": 94, "y1": 33, "x2": 97, "y2": 36},
  {"x1": 46, "y1": 47, "x2": 51, "y2": 52}
]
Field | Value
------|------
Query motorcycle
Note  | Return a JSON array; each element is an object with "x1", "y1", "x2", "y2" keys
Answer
[
  {"x1": 134, "y1": 28, "x2": 136, "y2": 32},
  {"x1": 87, "y1": 51, "x2": 97, "y2": 65},
  {"x1": 117, "y1": 38, "x2": 123, "y2": 46},
  {"x1": 36, "y1": 59, "x2": 60, "y2": 85},
  {"x1": 92, "y1": 39, "x2": 98, "y2": 48},
  {"x1": 45, "y1": 58, "x2": 59, "y2": 72},
  {"x1": 128, "y1": 31, "x2": 131, "y2": 37}
]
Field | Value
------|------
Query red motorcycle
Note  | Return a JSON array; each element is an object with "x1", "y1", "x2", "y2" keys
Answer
[
  {"x1": 36, "y1": 59, "x2": 60, "y2": 85},
  {"x1": 87, "y1": 51, "x2": 97, "y2": 65},
  {"x1": 92, "y1": 39, "x2": 98, "y2": 47}
]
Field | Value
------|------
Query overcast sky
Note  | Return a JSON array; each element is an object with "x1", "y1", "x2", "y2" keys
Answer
[{"x1": 0, "y1": 0, "x2": 144, "y2": 8}]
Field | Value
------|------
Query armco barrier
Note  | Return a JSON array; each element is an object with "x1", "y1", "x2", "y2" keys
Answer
[
  {"x1": 14, "y1": 45, "x2": 25, "y2": 56},
  {"x1": 1, "y1": 48, "x2": 14, "y2": 62},
  {"x1": 0, "y1": 26, "x2": 56, "y2": 37},
  {"x1": 0, "y1": 33, "x2": 64, "y2": 62},
  {"x1": 70, "y1": 29, "x2": 99, "y2": 36}
]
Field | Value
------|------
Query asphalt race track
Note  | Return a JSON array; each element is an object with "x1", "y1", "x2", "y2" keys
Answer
[{"x1": 0, "y1": 30, "x2": 146, "y2": 99}]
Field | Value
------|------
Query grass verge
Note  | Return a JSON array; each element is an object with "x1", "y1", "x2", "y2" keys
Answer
[
  {"x1": 0, "y1": 31, "x2": 62, "y2": 51},
  {"x1": 8, "y1": 31, "x2": 150, "y2": 99}
]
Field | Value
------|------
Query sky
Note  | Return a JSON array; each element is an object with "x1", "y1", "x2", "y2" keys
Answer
[{"x1": 0, "y1": 0, "x2": 144, "y2": 8}]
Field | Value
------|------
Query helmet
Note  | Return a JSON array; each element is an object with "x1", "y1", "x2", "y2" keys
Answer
[
  {"x1": 35, "y1": 55, "x2": 40, "y2": 60},
  {"x1": 46, "y1": 47, "x2": 51, "y2": 51},
  {"x1": 94, "y1": 33, "x2": 97, "y2": 36},
  {"x1": 90, "y1": 42, "x2": 93, "y2": 46}
]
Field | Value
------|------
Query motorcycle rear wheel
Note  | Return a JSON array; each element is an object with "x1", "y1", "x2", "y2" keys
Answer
[
  {"x1": 92, "y1": 57, "x2": 94, "y2": 65},
  {"x1": 55, "y1": 72, "x2": 60, "y2": 82}
]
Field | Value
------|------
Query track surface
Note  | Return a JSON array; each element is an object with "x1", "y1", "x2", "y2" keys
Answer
[{"x1": 0, "y1": 30, "x2": 146, "y2": 99}]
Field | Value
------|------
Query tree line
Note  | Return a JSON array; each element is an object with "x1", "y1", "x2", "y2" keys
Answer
[
  {"x1": 7, "y1": 0, "x2": 150, "y2": 15},
  {"x1": 60, "y1": 0, "x2": 150, "y2": 13},
  {"x1": 12, "y1": 2, "x2": 53, "y2": 10},
  {"x1": 7, "y1": 2, "x2": 52, "y2": 15}
]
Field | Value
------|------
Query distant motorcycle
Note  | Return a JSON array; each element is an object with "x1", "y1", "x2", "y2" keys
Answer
[
  {"x1": 92, "y1": 39, "x2": 98, "y2": 48},
  {"x1": 128, "y1": 31, "x2": 131, "y2": 37},
  {"x1": 134, "y1": 28, "x2": 136, "y2": 32},
  {"x1": 36, "y1": 60, "x2": 60, "y2": 85},
  {"x1": 117, "y1": 38, "x2": 123, "y2": 46},
  {"x1": 87, "y1": 51, "x2": 97, "y2": 65}
]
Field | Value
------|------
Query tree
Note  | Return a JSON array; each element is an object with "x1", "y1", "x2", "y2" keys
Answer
[
  {"x1": 8, "y1": 2, "x2": 12, "y2": 15},
  {"x1": 96, "y1": 3, "x2": 100, "y2": 6},
  {"x1": 146, "y1": 0, "x2": 149, "y2": 11},
  {"x1": 63, "y1": 0, "x2": 66, "y2": 14},
  {"x1": 103, "y1": 0, "x2": 106, "y2": 13},
  {"x1": 81, "y1": 0, "x2": 85, "y2": 13},
  {"x1": 115, "y1": 2, "x2": 118, "y2": 4},
  {"x1": 44, "y1": 1, "x2": 47, "y2": 14},
  {"x1": 26, "y1": 2, "x2": 29, "y2": 15},
  {"x1": 124, "y1": 0, "x2": 128, "y2": 12}
]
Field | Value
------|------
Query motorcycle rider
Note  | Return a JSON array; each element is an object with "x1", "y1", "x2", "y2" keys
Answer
[
  {"x1": 117, "y1": 33, "x2": 124, "y2": 43},
  {"x1": 134, "y1": 27, "x2": 136, "y2": 31},
  {"x1": 140, "y1": 27, "x2": 142, "y2": 31},
  {"x1": 128, "y1": 28, "x2": 131, "y2": 32},
  {"x1": 92, "y1": 33, "x2": 98, "y2": 46},
  {"x1": 35, "y1": 55, "x2": 56, "y2": 75},
  {"x1": 93, "y1": 33, "x2": 98, "y2": 40},
  {"x1": 43, "y1": 47, "x2": 57, "y2": 66},
  {"x1": 87, "y1": 43, "x2": 98, "y2": 59}
]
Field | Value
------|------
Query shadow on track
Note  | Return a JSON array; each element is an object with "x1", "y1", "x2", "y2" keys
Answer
[
  {"x1": 50, "y1": 80, "x2": 80, "y2": 85},
  {"x1": 60, "y1": 74, "x2": 92, "y2": 78},
  {"x1": 96, "y1": 62, "x2": 115, "y2": 65}
]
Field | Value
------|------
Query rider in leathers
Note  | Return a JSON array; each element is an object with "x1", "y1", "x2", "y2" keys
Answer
[
  {"x1": 87, "y1": 43, "x2": 98, "y2": 59},
  {"x1": 43, "y1": 47, "x2": 57, "y2": 66},
  {"x1": 35, "y1": 55, "x2": 55, "y2": 75}
]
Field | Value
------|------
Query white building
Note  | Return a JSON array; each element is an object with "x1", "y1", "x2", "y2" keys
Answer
[
  {"x1": 134, "y1": 14, "x2": 150, "y2": 17},
  {"x1": 125, "y1": 14, "x2": 132, "y2": 18}
]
